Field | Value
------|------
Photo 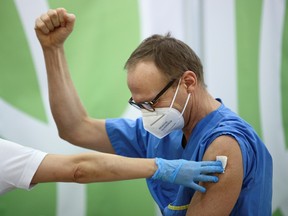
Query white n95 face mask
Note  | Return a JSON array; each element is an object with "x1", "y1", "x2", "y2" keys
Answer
[{"x1": 141, "y1": 80, "x2": 191, "y2": 139}]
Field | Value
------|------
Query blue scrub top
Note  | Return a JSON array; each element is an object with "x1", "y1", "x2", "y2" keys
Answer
[{"x1": 106, "y1": 100, "x2": 272, "y2": 216}]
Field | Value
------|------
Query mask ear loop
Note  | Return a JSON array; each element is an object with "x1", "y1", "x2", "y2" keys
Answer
[
  {"x1": 169, "y1": 79, "x2": 191, "y2": 115},
  {"x1": 180, "y1": 93, "x2": 191, "y2": 115},
  {"x1": 169, "y1": 79, "x2": 182, "y2": 109},
  {"x1": 170, "y1": 80, "x2": 191, "y2": 130},
  {"x1": 171, "y1": 92, "x2": 190, "y2": 130}
]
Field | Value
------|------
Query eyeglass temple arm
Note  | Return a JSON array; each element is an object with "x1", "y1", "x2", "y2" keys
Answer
[{"x1": 150, "y1": 79, "x2": 176, "y2": 104}]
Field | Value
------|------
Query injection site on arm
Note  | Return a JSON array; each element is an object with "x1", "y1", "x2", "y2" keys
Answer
[{"x1": 216, "y1": 156, "x2": 228, "y2": 173}]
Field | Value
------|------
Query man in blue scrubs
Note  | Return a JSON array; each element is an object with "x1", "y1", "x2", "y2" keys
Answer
[{"x1": 35, "y1": 8, "x2": 272, "y2": 215}]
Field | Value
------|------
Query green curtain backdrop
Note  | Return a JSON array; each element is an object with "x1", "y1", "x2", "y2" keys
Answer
[{"x1": 0, "y1": 0, "x2": 287, "y2": 215}]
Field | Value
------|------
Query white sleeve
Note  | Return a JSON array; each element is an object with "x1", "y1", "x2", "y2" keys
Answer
[{"x1": 0, "y1": 138, "x2": 47, "y2": 195}]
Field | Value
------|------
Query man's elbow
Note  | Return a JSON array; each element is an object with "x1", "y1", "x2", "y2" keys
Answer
[
  {"x1": 72, "y1": 162, "x2": 101, "y2": 183},
  {"x1": 58, "y1": 130, "x2": 73, "y2": 142},
  {"x1": 58, "y1": 130, "x2": 83, "y2": 146},
  {"x1": 73, "y1": 164, "x2": 88, "y2": 183}
]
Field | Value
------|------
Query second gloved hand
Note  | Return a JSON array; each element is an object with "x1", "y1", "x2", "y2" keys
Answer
[{"x1": 151, "y1": 158, "x2": 224, "y2": 193}]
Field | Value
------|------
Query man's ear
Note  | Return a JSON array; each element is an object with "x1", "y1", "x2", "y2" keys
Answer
[{"x1": 182, "y1": 71, "x2": 197, "y2": 91}]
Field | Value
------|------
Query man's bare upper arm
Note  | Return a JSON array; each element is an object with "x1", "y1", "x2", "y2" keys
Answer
[{"x1": 186, "y1": 135, "x2": 243, "y2": 216}]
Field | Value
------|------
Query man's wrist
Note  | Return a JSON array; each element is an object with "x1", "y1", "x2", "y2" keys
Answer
[{"x1": 151, "y1": 158, "x2": 162, "y2": 180}]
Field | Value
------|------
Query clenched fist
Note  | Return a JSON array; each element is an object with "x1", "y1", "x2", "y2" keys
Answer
[{"x1": 35, "y1": 8, "x2": 75, "y2": 48}]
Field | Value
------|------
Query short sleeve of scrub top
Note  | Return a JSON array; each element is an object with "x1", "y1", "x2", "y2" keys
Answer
[{"x1": 106, "y1": 117, "x2": 150, "y2": 158}]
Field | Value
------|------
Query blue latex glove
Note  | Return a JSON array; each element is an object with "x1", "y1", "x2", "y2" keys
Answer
[{"x1": 151, "y1": 158, "x2": 223, "y2": 193}]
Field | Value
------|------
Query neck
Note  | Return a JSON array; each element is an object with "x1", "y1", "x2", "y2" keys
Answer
[{"x1": 182, "y1": 87, "x2": 221, "y2": 140}]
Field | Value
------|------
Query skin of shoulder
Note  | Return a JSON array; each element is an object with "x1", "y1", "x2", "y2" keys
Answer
[{"x1": 186, "y1": 135, "x2": 243, "y2": 216}]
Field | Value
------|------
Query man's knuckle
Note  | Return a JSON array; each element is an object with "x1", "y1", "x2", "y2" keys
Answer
[{"x1": 47, "y1": 9, "x2": 57, "y2": 18}]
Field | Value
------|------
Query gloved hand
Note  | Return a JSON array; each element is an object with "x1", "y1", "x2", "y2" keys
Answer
[{"x1": 151, "y1": 158, "x2": 224, "y2": 193}]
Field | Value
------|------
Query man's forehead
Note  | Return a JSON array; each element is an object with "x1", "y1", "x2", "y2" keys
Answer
[
  {"x1": 127, "y1": 62, "x2": 170, "y2": 102},
  {"x1": 128, "y1": 61, "x2": 168, "y2": 82}
]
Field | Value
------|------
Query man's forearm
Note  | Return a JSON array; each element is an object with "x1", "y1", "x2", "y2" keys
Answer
[{"x1": 43, "y1": 46, "x2": 88, "y2": 140}]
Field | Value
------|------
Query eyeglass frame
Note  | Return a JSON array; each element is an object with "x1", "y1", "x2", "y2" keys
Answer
[{"x1": 128, "y1": 79, "x2": 176, "y2": 112}]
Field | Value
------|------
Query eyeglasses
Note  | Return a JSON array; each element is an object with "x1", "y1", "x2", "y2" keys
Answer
[{"x1": 128, "y1": 79, "x2": 176, "y2": 112}]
